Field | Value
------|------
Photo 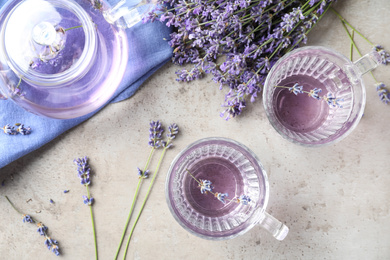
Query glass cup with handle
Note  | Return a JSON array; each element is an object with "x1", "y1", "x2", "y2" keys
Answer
[
  {"x1": 165, "y1": 137, "x2": 289, "y2": 241},
  {"x1": 262, "y1": 46, "x2": 382, "y2": 146}
]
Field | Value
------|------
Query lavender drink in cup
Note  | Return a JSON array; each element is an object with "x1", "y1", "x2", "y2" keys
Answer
[
  {"x1": 263, "y1": 46, "x2": 381, "y2": 146},
  {"x1": 165, "y1": 137, "x2": 289, "y2": 241}
]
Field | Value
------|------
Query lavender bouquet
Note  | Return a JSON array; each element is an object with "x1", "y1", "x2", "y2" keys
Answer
[{"x1": 145, "y1": 0, "x2": 336, "y2": 119}]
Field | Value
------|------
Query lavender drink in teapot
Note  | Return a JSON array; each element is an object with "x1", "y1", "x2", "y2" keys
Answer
[{"x1": 0, "y1": 0, "x2": 155, "y2": 119}]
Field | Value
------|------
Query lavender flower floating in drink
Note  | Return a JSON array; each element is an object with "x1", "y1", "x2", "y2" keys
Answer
[
  {"x1": 263, "y1": 45, "x2": 382, "y2": 146},
  {"x1": 186, "y1": 169, "x2": 252, "y2": 206},
  {"x1": 275, "y1": 83, "x2": 344, "y2": 108}
]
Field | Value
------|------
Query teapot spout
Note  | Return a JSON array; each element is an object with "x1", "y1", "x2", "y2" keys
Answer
[{"x1": 103, "y1": 0, "x2": 157, "y2": 28}]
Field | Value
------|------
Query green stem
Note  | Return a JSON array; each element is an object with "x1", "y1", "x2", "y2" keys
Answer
[
  {"x1": 5, "y1": 196, "x2": 22, "y2": 215},
  {"x1": 341, "y1": 21, "x2": 362, "y2": 57},
  {"x1": 86, "y1": 185, "x2": 98, "y2": 260},
  {"x1": 64, "y1": 25, "x2": 83, "y2": 31},
  {"x1": 340, "y1": 19, "x2": 379, "y2": 84},
  {"x1": 331, "y1": 7, "x2": 373, "y2": 46},
  {"x1": 350, "y1": 30, "x2": 354, "y2": 61},
  {"x1": 122, "y1": 146, "x2": 169, "y2": 260},
  {"x1": 114, "y1": 148, "x2": 155, "y2": 260}
]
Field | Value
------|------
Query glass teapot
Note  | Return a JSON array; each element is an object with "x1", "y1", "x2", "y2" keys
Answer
[{"x1": 0, "y1": 0, "x2": 156, "y2": 119}]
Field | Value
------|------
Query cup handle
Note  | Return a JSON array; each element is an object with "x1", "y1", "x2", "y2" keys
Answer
[{"x1": 258, "y1": 211, "x2": 289, "y2": 241}]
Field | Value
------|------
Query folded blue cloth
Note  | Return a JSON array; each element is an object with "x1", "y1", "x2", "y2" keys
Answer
[{"x1": 0, "y1": 1, "x2": 172, "y2": 169}]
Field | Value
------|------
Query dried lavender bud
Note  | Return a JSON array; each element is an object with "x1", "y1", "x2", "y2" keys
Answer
[
  {"x1": 2, "y1": 124, "x2": 16, "y2": 135},
  {"x1": 215, "y1": 192, "x2": 229, "y2": 204},
  {"x1": 37, "y1": 222, "x2": 48, "y2": 236},
  {"x1": 15, "y1": 124, "x2": 32, "y2": 135},
  {"x1": 44, "y1": 237, "x2": 60, "y2": 256},
  {"x1": 22, "y1": 214, "x2": 34, "y2": 223},
  {"x1": 137, "y1": 167, "x2": 150, "y2": 179},
  {"x1": 376, "y1": 82, "x2": 390, "y2": 104},
  {"x1": 162, "y1": 123, "x2": 179, "y2": 148},
  {"x1": 198, "y1": 179, "x2": 213, "y2": 194},
  {"x1": 74, "y1": 157, "x2": 91, "y2": 186},
  {"x1": 83, "y1": 195, "x2": 94, "y2": 206},
  {"x1": 148, "y1": 120, "x2": 164, "y2": 148}
]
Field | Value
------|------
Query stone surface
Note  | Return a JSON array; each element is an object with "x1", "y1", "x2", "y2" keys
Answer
[{"x1": 1, "y1": 0, "x2": 390, "y2": 259}]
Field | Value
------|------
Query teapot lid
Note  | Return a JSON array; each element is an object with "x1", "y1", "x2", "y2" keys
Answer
[{"x1": 2, "y1": 0, "x2": 97, "y2": 86}]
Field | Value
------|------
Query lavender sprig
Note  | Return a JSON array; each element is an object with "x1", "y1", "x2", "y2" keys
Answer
[
  {"x1": 148, "y1": 120, "x2": 164, "y2": 148},
  {"x1": 145, "y1": 0, "x2": 336, "y2": 119},
  {"x1": 114, "y1": 121, "x2": 165, "y2": 260},
  {"x1": 275, "y1": 84, "x2": 344, "y2": 108},
  {"x1": 186, "y1": 169, "x2": 252, "y2": 205},
  {"x1": 2, "y1": 123, "x2": 31, "y2": 135},
  {"x1": 332, "y1": 8, "x2": 390, "y2": 105},
  {"x1": 5, "y1": 196, "x2": 60, "y2": 256},
  {"x1": 74, "y1": 157, "x2": 97, "y2": 260},
  {"x1": 122, "y1": 123, "x2": 179, "y2": 259}
]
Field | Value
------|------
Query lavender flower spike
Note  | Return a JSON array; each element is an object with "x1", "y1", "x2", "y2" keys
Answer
[
  {"x1": 215, "y1": 192, "x2": 229, "y2": 204},
  {"x1": 162, "y1": 123, "x2": 179, "y2": 148},
  {"x1": 198, "y1": 179, "x2": 213, "y2": 194},
  {"x1": 149, "y1": 120, "x2": 164, "y2": 148},
  {"x1": 74, "y1": 156, "x2": 91, "y2": 186}
]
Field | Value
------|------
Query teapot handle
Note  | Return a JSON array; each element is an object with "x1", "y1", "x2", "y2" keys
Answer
[{"x1": 103, "y1": 0, "x2": 157, "y2": 29}]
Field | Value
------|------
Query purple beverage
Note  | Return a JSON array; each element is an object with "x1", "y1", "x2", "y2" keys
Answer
[
  {"x1": 274, "y1": 75, "x2": 330, "y2": 133},
  {"x1": 166, "y1": 138, "x2": 289, "y2": 240},
  {"x1": 0, "y1": 0, "x2": 128, "y2": 119},
  {"x1": 185, "y1": 157, "x2": 244, "y2": 217}
]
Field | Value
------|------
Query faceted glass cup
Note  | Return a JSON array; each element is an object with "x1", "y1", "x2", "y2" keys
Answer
[
  {"x1": 263, "y1": 46, "x2": 380, "y2": 146},
  {"x1": 165, "y1": 137, "x2": 288, "y2": 241}
]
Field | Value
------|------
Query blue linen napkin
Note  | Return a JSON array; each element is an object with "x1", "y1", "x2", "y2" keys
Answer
[{"x1": 0, "y1": 1, "x2": 172, "y2": 169}]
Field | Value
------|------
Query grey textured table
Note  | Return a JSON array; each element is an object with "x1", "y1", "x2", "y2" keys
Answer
[{"x1": 1, "y1": 0, "x2": 389, "y2": 259}]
